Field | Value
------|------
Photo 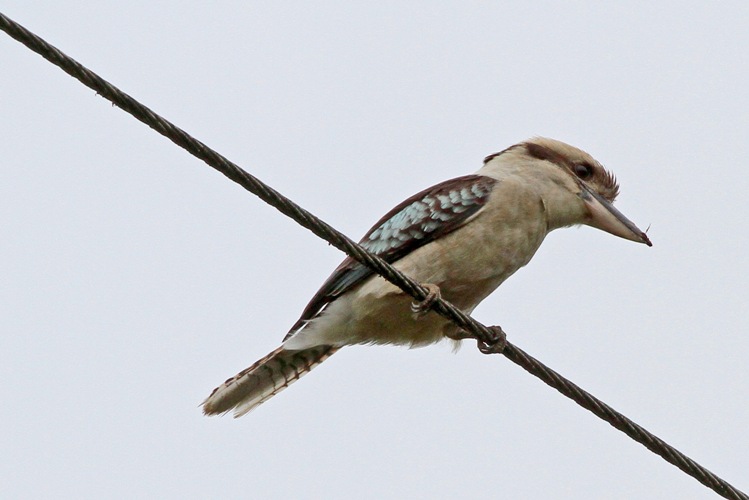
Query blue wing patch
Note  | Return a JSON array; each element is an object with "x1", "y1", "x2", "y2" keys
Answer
[
  {"x1": 285, "y1": 174, "x2": 497, "y2": 338},
  {"x1": 363, "y1": 180, "x2": 494, "y2": 255}
]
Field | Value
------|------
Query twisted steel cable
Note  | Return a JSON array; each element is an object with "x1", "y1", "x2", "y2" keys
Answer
[{"x1": 1, "y1": 12, "x2": 745, "y2": 500}]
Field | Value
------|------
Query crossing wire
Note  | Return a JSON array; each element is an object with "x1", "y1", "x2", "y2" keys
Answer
[{"x1": 1, "y1": 12, "x2": 745, "y2": 500}]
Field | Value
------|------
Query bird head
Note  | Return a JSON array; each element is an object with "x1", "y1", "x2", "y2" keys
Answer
[{"x1": 484, "y1": 137, "x2": 652, "y2": 246}]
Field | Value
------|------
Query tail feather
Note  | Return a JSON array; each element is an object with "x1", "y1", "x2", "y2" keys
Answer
[{"x1": 202, "y1": 345, "x2": 339, "y2": 417}]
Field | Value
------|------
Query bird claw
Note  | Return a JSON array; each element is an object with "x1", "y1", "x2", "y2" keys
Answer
[
  {"x1": 477, "y1": 325, "x2": 507, "y2": 354},
  {"x1": 410, "y1": 283, "x2": 441, "y2": 318}
]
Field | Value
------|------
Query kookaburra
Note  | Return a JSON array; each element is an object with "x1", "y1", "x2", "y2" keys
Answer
[{"x1": 202, "y1": 137, "x2": 652, "y2": 417}]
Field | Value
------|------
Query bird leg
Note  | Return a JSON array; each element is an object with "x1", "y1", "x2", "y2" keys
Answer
[
  {"x1": 477, "y1": 325, "x2": 507, "y2": 354},
  {"x1": 410, "y1": 283, "x2": 441, "y2": 318},
  {"x1": 445, "y1": 329, "x2": 472, "y2": 341},
  {"x1": 445, "y1": 324, "x2": 507, "y2": 354}
]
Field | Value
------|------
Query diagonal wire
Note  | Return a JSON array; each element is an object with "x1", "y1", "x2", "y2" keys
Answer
[{"x1": 1, "y1": 12, "x2": 746, "y2": 500}]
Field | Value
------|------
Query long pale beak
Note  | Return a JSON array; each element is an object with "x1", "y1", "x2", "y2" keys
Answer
[{"x1": 581, "y1": 186, "x2": 652, "y2": 246}]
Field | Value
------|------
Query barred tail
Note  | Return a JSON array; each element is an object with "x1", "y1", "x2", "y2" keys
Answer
[{"x1": 202, "y1": 345, "x2": 339, "y2": 418}]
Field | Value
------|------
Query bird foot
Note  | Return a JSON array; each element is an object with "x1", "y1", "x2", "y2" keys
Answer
[
  {"x1": 410, "y1": 283, "x2": 441, "y2": 319},
  {"x1": 477, "y1": 325, "x2": 507, "y2": 354}
]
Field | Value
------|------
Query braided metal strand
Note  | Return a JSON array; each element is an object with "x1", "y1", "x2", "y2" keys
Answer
[{"x1": 1, "y1": 13, "x2": 745, "y2": 500}]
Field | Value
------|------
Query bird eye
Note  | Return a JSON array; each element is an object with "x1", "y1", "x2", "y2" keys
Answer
[{"x1": 574, "y1": 163, "x2": 594, "y2": 180}]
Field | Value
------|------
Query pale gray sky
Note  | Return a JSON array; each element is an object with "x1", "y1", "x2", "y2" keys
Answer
[{"x1": 2, "y1": 2, "x2": 747, "y2": 499}]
